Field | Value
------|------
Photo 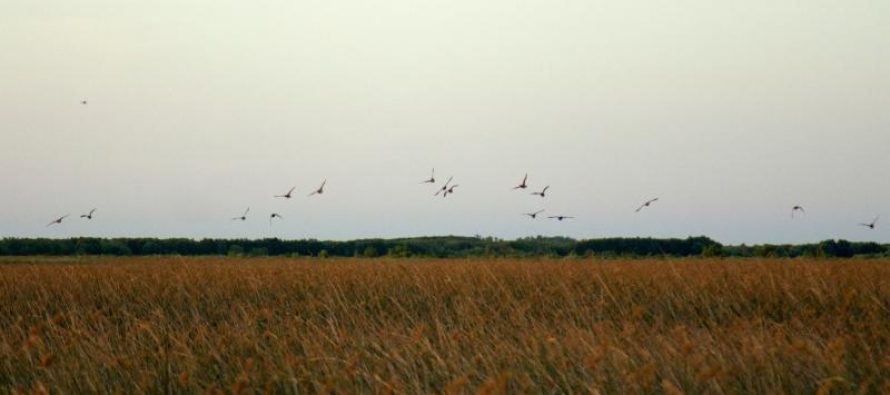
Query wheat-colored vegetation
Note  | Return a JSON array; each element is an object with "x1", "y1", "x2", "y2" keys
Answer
[{"x1": 1, "y1": 257, "x2": 889, "y2": 394}]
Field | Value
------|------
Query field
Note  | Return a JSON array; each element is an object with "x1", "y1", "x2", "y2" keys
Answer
[{"x1": 1, "y1": 257, "x2": 889, "y2": 394}]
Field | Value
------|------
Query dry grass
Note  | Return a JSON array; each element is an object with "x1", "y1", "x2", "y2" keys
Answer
[{"x1": 1, "y1": 257, "x2": 889, "y2": 394}]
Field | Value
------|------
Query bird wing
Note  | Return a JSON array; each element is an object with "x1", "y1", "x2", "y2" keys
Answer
[
  {"x1": 444, "y1": 176, "x2": 453, "y2": 186},
  {"x1": 287, "y1": 186, "x2": 295, "y2": 195},
  {"x1": 89, "y1": 208, "x2": 96, "y2": 215},
  {"x1": 244, "y1": 207, "x2": 250, "y2": 216},
  {"x1": 534, "y1": 209, "x2": 544, "y2": 215},
  {"x1": 523, "y1": 174, "x2": 528, "y2": 184}
]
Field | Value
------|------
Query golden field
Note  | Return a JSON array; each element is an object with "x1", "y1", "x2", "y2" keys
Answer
[{"x1": 1, "y1": 257, "x2": 889, "y2": 394}]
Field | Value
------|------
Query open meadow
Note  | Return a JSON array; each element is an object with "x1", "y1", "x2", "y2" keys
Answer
[{"x1": 1, "y1": 257, "x2": 889, "y2": 394}]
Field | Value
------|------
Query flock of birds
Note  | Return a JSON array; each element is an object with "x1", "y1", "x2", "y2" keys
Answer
[
  {"x1": 43, "y1": 168, "x2": 882, "y2": 232},
  {"x1": 42, "y1": 100, "x2": 883, "y2": 234}
]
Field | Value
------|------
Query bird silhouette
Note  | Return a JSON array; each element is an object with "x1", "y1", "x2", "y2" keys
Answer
[
  {"x1": 513, "y1": 174, "x2": 528, "y2": 190},
  {"x1": 635, "y1": 198, "x2": 659, "y2": 213},
  {"x1": 80, "y1": 209, "x2": 96, "y2": 220},
  {"x1": 548, "y1": 215, "x2": 574, "y2": 221},
  {"x1": 531, "y1": 186, "x2": 549, "y2": 197},
  {"x1": 421, "y1": 168, "x2": 435, "y2": 184},
  {"x1": 443, "y1": 184, "x2": 459, "y2": 197},
  {"x1": 859, "y1": 216, "x2": 879, "y2": 229},
  {"x1": 523, "y1": 209, "x2": 544, "y2": 219},
  {"x1": 435, "y1": 177, "x2": 454, "y2": 196},
  {"x1": 308, "y1": 180, "x2": 326, "y2": 196},
  {"x1": 269, "y1": 213, "x2": 283, "y2": 226},
  {"x1": 791, "y1": 205, "x2": 805, "y2": 219},
  {"x1": 232, "y1": 207, "x2": 249, "y2": 221},
  {"x1": 275, "y1": 186, "x2": 296, "y2": 199},
  {"x1": 81, "y1": 100, "x2": 87, "y2": 105},
  {"x1": 47, "y1": 215, "x2": 69, "y2": 227}
]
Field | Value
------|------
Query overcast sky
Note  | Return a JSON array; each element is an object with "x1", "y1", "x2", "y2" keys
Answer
[{"x1": 2, "y1": 0, "x2": 889, "y2": 244}]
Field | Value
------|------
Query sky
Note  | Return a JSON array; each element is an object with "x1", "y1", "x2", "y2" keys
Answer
[{"x1": 2, "y1": 0, "x2": 889, "y2": 244}]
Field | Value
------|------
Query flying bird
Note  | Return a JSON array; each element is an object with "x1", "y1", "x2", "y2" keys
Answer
[
  {"x1": 443, "y1": 184, "x2": 459, "y2": 197},
  {"x1": 308, "y1": 180, "x2": 326, "y2": 196},
  {"x1": 232, "y1": 207, "x2": 250, "y2": 221},
  {"x1": 435, "y1": 177, "x2": 454, "y2": 196},
  {"x1": 635, "y1": 198, "x2": 659, "y2": 213},
  {"x1": 513, "y1": 174, "x2": 528, "y2": 190},
  {"x1": 269, "y1": 213, "x2": 283, "y2": 226},
  {"x1": 80, "y1": 209, "x2": 96, "y2": 220},
  {"x1": 859, "y1": 216, "x2": 879, "y2": 229},
  {"x1": 47, "y1": 215, "x2": 69, "y2": 227},
  {"x1": 791, "y1": 205, "x2": 805, "y2": 219},
  {"x1": 548, "y1": 215, "x2": 574, "y2": 221},
  {"x1": 81, "y1": 100, "x2": 87, "y2": 105},
  {"x1": 421, "y1": 168, "x2": 435, "y2": 184},
  {"x1": 523, "y1": 209, "x2": 545, "y2": 219},
  {"x1": 531, "y1": 186, "x2": 549, "y2": 198},
  {"x1": 275, "y1": 186, "x2": 296, "y2": 199}
]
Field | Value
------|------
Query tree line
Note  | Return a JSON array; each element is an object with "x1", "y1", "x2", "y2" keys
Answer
[{"x1": 0, "y1": 236, "x2": 887, "y2": 258}]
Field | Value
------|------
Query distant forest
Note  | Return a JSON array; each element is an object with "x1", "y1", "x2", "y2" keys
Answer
[{"x1": 0, "y1": 236, "x2": 887, "y2": 258}]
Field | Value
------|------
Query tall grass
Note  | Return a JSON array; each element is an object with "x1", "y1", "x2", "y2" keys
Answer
[{"x1": 1, "y1": 257, "x2": 888, "y2": 393}]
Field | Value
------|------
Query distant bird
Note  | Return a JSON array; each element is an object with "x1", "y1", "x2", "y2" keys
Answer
[
  {"x1": 859, "y1": 216, "x2": 879, "y2": 229},
  {"x1": 523, "y1": 209, "x2": 545, "y2": 219},
  {"x1": 47, "y1": 215, "x2": 69, "y2": 227},
  {"x1": 232, "y1": 207, "x2": 249, "y2": 221},
  {"x1": 531, "y1": 186, "x2": 549, "y2": 198},
  {"x1": 269, "y1": 213, "x2": 283, "y2": 226},
  {"x1": 80, "y1": 209, "x2": 96, "y2": 220},
  {"x1": 275, "y1": 186, "x2": 296, "y2": 199},
  {"x1": 308, "y1": 180, "x2": 326, "y2": 196},
  {"x1": 635, "y1": 198, "x2": 659, "y2": 213},
  {"x1": 435, "y1": 177, "x2": 454, "y2": 196},
  {"x1": 791, "y1": 205, "x2": 805, "y2": 219},
  {"x1": 513, "y1": 174, "x2": 528, "y2": 190},
  {"x1": 421, "y1": 168, "x2": 436, "y2": 184},
  {"x1": 80, "y1": 100, "x2": 87, "y2": 105},
  {"x1": 443, "y1": 184, "x2": 459, "y2": 197},
  {"x1": 548, "y1": 215, "x2": 574, "y2": 221}
]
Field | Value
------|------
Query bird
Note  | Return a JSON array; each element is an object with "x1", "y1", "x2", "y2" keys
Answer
[
  {"x1": 513, "y1": 174, "x2": 528, "y2": 190},
  {"x1": 80, "y1": 209, "x2": 96, "y2": 220},
  {"x1": 548, "y1": 215, "x2": 574, "y2": 221},
  {"x1": 523, "y1": 209, "x2": 545, "y2": 219},
  {"x1": 269, "y1": 213, "x2": 283, "y2": 226},
  {"x1": 435, "y1": 177, "x2": 454, "y2": 196},
  {"x1": 791, "y1": 205, "x2": 805, "y2": 219},
  {"x1": 443, "y1": 184, "x2": 459, "y2": 197},
  {"x1": 859, "y1": 216, "x2": 879, "y2": 229},
  {"x1": 308, "y1": 180, "x2": 326, "y2": 196},
  {"x1": 275, "y1": 186, "x2": 296, "y2": 199},
  {"x1": 232, "y1": 207, "x2": 249, "y2": 221},
  {"x1": 531, "y1": 186, "x2": 549, "y2": 197},
  {"x1": 421, "y1": 168, "x2": 435, "y2": 184},
  {"x1": 635, "y1": 198, "x2": 659, "y2": 213},
  {"x1": 47, "y1": 215, "x2": 69, "y2": 227},
  {"x1": 80, "y1": 100, "x2": 87, "y2": 105}
]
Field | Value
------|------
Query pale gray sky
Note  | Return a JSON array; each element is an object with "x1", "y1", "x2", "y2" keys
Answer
[{"x1": 2, "y1": 0, "x2": 889, "y2": 244}]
